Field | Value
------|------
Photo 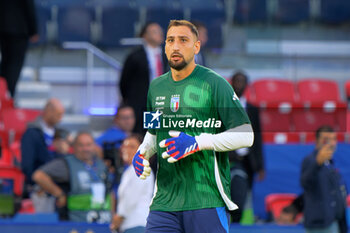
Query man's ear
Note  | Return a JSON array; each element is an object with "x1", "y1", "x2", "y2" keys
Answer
[{"x1": 194, "y1": 40, "x2": 201, "y2": 55}]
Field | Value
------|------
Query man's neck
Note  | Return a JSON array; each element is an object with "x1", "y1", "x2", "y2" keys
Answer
[{"x1": 171, "y1": 62, "x2": 196, "y2": 82}]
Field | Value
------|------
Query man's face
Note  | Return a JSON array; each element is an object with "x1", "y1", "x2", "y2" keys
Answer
[
  {"x1": 74, "y1": 134, "x2": 95, "y2": 162},
  {"x1": 115, "y1": 107, "x2": 135, "y2": 133},
  {"x1": 120, "y1": 137, "x2": 140, "y2": 165},
  {"x1": 231, "y1": 74, "x2": 247, "y2": 98},
  {"x1": 316, "y1": 132, "x2": 337, "y2": 152},
  {"x1": 144, "y1": 23, "x2": 164, "y2": 47},
  {"x1": 165, "y1": 26, "x2": 200, "y2": 71}
]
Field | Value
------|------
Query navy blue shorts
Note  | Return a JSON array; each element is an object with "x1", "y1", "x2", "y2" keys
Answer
[{"x1": 145, "y1": 207, "x2": 230, "y2": 233}]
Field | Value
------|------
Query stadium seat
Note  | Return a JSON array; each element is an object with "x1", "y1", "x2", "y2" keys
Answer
[
  {"x1": 0, "y1": 109, "x2": 41, "y2": 146},
  {"x1": 234, "y1": 0, "x2": 267, "y2": 24},
  {"x1": 0, "y1": 77, "x2": 14, "y2": 111},
  {"x1": 260, "y1": 108, "x2": 292, "y2": 132},
  {"x1": 183, "y1": 0, "x2": 225, "y2": 48},
  {"x1": 56, "y1": 5, "x2": 95, "y2": 44},
  {"x1": 292, "y1": 108, "x2": 337, "y2": 132},
  {"x1": 265, "y1": 193, "x2": 298, "y2": 222},
  {"x1": 252, "y1": 79, "x2": 297, "y2": 103},
  {"x1": 320, "y1": 0, "x2": 350, "y2": 24},
  {"x1": 275, "y1": 0, "x2": 309, "y2": 24},
  {"x1": 18, "y1": 199, "x2": 35, "y2": 214},
  {"x1": 33, "y1": 3, "x2": 51, "y2": 45},
  {"x1": 262, "y1": 132, "x2": 300, "y2": 144},
  {"x1": 345, "y1": 80, "x2": 350, "y2": 99},
  {"x1": 297, "y1": 79, "x2": 342, "y2": 103},
  {"x1": 99, "y1": 5, "x2": 139, "y2": 47},
  {"x1": 142, "y1": 0, "x2": 184, "y2": 32},
  {"x1": 347, "y1": 195, "x2": 350, "y2": 206}
]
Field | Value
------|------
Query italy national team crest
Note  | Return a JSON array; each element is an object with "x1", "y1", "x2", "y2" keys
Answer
[{"x1": 170, "y1": 95, "x2": 180, "y2": 112}]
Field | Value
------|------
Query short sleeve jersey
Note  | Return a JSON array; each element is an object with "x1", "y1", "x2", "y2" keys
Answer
[{"x1": 147, "y1": 65, "x2": 250, "y2": 211}]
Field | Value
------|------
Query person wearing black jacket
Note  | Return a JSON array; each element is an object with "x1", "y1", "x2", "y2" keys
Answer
[
  {"x1": 301, "y1": 126, "x2": 348, "y2": 233},
  {"x1": 119, "y1": 22, "x2": 168, "y2": 134},
  {"x1": 229, "y1": 71, "x2": 265, "y2": 222},
  {"x1": 0, "y1": 0, "x2": 39, "y2": 97}
]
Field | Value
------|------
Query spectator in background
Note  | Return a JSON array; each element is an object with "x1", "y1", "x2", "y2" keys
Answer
[
  {"x1": 300, "y1": 126, "x2": 348, "y2": 233},
  {"x1": 277, "y1": 194, "x2": 304, "y2": 225},
  {"x1": 33, "y1": 132, "x2": 112, "y2": 223},
  {"x1": 96, "y1": 105, "x2": 135, "y2": 150},
  {"x1": 192, "y1": 21, "x2": 208, "y2": 66},
  {"x1": 110, "y1": 134, "x2": 154, "y2": 233},
  {"x1": 21, "y1": 98, "x2": 65, "y2": 211},
  {"x1": 229, "y1": 71, "x2": 265, "y2": 223},
  {"x1": 48, "y1": 128, "x2": 72, "y2": 158},
  {"x1": 0, "y1": 0, "x2": 39, "y2": 97},
  {"x1": 120, "y1": 22, "x2": 168, "y2": 134}
]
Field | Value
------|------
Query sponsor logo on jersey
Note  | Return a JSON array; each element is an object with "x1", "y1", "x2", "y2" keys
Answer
[
  {"x1": 143, "y1": 110, "x2": 162, "y2": 129},
  {"x1": 170, "y1": 95, "x2": 180, "y2": 112}
]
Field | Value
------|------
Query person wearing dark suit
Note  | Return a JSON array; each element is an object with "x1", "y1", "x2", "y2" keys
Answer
[
  {"x1": 0, "y1": 0, "x2": 39, "y2": 97},
  {"x1": 229, "y1": 71, "x2": 265, "y2": 222},
  {"x1": 301, "y1": 126, "x2": 348, "y2": 233},
  {"x1": 120, "y1": 22, "x2": 168, "y2": 134}
]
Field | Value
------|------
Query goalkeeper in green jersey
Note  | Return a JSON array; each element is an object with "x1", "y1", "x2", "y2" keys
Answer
[{"x1": 132, "y1": 20, "x2": 254, "y2": 233}]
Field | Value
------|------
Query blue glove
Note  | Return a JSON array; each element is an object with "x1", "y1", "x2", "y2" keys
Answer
[
  {"x1": 159, "y1": 131, "x2": 199, "y2": 163},
  {"x1": 132, "y1": 149, "x2": 151, "y2": 179}
]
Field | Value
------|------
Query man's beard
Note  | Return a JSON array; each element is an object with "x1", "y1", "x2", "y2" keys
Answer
[{"x1": 168, "y1": 55, "x2": 188, "y2": 71}]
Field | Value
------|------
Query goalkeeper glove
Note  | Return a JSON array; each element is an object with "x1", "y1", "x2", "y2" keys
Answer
[
  {"x1": 132, "y1": 148, "x2": 151, "y2": 179},
  {"x1": 159, "y1": 131, "x2": 199, "y2": 163}
]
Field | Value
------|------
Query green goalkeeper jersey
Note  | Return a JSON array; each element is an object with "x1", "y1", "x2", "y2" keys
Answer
[{"x1": 147, "y1": 65, "x2": 250, "y2": 211}]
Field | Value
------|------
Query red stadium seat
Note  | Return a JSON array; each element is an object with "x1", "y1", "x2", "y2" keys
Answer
[
  {"x1": 347, "y1": 195, "x2": 350, "y2": 207},
  {"x1": 263, "y1": 132, "x2": 300, "y2": 143},
  {"x1": 252, "y1": 79, "x2": 297, "y2": 103},
  {"x1": 346, "y1": 80, "x2": 350, "y2": 99},
  {"x1": 265, "y1": 193, "x2": 299, "y2": 222},
  {"x1": 18, "y1": 199, "x2": 35, "y2": 214},
  {"x1": 293, "y1": 109, "x2": 337, "y2": 132},
  {"x1": 252, "y1": 79, "x2": 296, "y2": 132},
  {"x1": 297, "y1": 79, "x2": 341, "y2": 103},
  {"x1": 0, "y1": 108, "x2": 41, "y2": 146},
  {"x1": 260, "y1": 108, "x2": 292, "y2": 132},
  {"x1": 0, "y1": 77, "x2": 14, "y2": 111}
]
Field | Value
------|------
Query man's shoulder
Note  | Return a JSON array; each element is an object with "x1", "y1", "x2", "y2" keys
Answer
[
  {"x1": 197, "y1": 65, "x2": 229, "y2": 85},
  {"x1": 128, "y1": 46, "x2": 146, "y2": 58},
  {"x1": 149, "y1": 72, "x2": 170, "y2": 88}
]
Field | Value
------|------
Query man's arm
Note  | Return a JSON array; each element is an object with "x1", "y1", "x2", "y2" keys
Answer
[{"x1": 32, "y1": 170, "x2": 64, "y2": 198}]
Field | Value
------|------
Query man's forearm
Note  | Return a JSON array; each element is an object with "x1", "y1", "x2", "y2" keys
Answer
[
  {"x1": 195, "y1": 124, "x2": 254, "y2": 152},
  {"x1": 32, "y1": 170, "x2": 64, "y2": 197}
]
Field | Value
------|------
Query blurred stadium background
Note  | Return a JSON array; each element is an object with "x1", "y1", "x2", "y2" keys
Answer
[{"x1": 0, "y1": 0, "x2": 350, "y2": 232}]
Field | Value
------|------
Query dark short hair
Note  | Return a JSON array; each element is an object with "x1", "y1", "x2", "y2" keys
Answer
[
  {"x1": 167, "y1": 20, "x2": 198, "y2": 39},
  {"x1": 316, "y1": 125, "x2": 334, "y2": 140},
  {"x1": 231, "y1": 71, "x2": 249, "y2": 84},
  {"x1": 115, "y1": 104, "x2": 133, "y2": 119},
  {"x1": 139, "y1": 22, "x2": 158, "y2": 37}
]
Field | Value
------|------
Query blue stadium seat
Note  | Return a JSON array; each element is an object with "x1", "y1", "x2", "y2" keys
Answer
[
  {"x1": 320, "y1": 0, "x2": 350, "y2": 24},
  {"x1": 234, "y1": 0, "x2": 267, "y2": 24},
  {"x1": 275, "y1": 0, "x2": 309, "y2": 24},
  {"x1": 56, "y1": 5, "x2": 95, "y2": 44},
  {"x1": 34, "y1": 3, "x2": 51, "y2": 45},
  {"x1": 139, "y1": 0, "x2": 184, "y2": 31},
  {"x1": 181, "y1": 0, "x2": 225, "y2": 48},
  {"x1": 99, "y1": 5, "x2": 139, "y2": 47}
]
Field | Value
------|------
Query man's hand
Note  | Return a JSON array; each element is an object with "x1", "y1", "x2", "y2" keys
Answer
[
  {"x1": 159, "y1": 131, "x2": 199, "y2": 163},
  {"x1": 132, "y1": 149, "x2": 151, "y2": 179},
  {"x1": 110, "y1": 214, "x2": 123, "y2": 231},
  {"x1": 316, "y1": 143, "x2": 334, "y2": 165}
]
